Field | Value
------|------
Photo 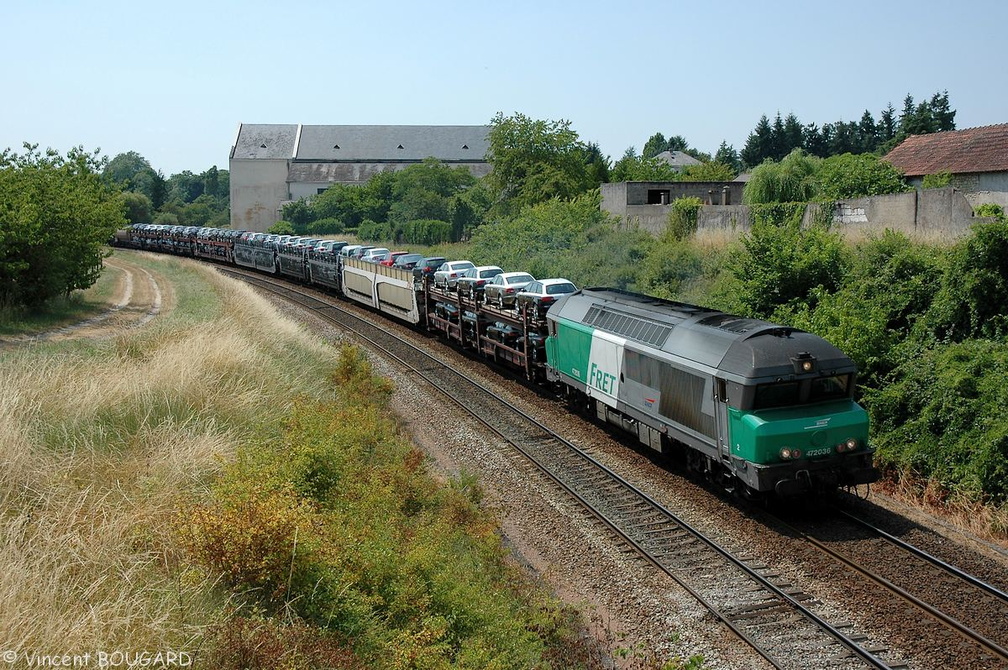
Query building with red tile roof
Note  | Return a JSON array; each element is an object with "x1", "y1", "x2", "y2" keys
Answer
[{"x1": 884, "y1": 124, "x2": 1008, "y2": 208}]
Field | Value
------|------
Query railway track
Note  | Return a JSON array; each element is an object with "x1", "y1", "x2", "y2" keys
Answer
[
  {"x1": 222, "y1": 267, "x2": 911, "y2": 670},
  {"x1": 773, "y1": 505, "x2": 1008, "y2": 668}
]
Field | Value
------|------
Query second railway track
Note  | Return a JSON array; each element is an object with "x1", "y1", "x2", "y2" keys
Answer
[{"x1": 224, "y1": 267, "x2": 922, "y2": 670}]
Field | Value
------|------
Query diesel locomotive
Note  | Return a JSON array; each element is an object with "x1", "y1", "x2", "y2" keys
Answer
[{"x1": 115, "y1": 224, "x2": 878, "y2": 497}]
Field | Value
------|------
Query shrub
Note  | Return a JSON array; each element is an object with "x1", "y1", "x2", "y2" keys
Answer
[
  {"x1": 867, "y1": 339, "x2": 1008, "y2": 503},
  {"x1": 926, "y1": 219, "x2": 1008, "y2": 341},
  {"x1": 666, "y1": 197, "x2": 702, "y2": 240},
  {"x1": 357, "y1": 219, "x2": 394, "y2": 242},
  {"x1": 816, "y1": 153, "x2": 909, "y2": 199},
  {"x1": 0, "y1": 146, "x2": 125, "y2": 308},
  {"x1": 975, "y1": 203, "x2": 1006, "y2": 221},
  {"x1": 268, "y1": 220, "x2": 295, "y2": 235},
  {"x1": 306, "y1": 217, "x2": 345, "y2": 235},
  {"x1": 724, "y1": 218, "x2": 848, "y2": 319},
  {"x1": 922, "y1": 171, "x2": 952, "y2": 189},
  {"x1": 399, "y1": 219, "x2": 453, "y2": 245},
  {"x1": 742, "y1": 149, "x2": 820, "y2": 204},
  {"x1": 784, "y1": 230, "x2": 942, "y2": 388}
]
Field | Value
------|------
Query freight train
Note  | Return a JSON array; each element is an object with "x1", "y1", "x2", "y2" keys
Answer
[{"x1": 115, "y1": 224, "x2": 879, "y2": 497}]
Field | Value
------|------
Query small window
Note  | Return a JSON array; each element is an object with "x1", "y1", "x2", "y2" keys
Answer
[
  {"x1": 646, "y1": 189, "x2": 670, "y2": 205},
  {"x1": 716, "y1": 378, "x2": 727, "y2": 403}
]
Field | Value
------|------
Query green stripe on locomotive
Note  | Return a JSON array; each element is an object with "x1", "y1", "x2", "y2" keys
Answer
[
  {"x1": 546, "y1": 319, "x2": 594, "y2": 386},
  {"x1": 728, "y1": 400, "x2": 870, "y2": 464}
]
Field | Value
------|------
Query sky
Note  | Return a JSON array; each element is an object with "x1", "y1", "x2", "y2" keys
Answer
[{"x1": 3, "y1": 0, "x2": 1006, "y2": 177}]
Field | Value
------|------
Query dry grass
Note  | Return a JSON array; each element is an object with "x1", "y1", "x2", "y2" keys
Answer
[
  {"x1": 874, "y1": 472, "x2": 1008, "y2": 549},
  {"x1": 0, "y1": 254, "x2": 334, "y2": 653}
]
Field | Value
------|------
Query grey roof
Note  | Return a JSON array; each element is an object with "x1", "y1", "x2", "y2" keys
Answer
[
  {"x1": 295, "y1": 125, "x2": 490, "y2": 161},
  {"x1": 231, "y1": 124, "x2": 298, "y2": 160},
  {"x1": 655, "y1": 150, "x2": 702, "y2": 168}
]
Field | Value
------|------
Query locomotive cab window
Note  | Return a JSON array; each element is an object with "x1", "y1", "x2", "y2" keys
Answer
[
  {"x1": 809, "y1": 374, "x2": 851, "y2": 402},
  {"x1": 751, "y1": 373, "x2": 853, "y2": 410}
]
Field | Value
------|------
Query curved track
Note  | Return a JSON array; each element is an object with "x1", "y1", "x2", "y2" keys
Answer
[{"x1": 222, "y1": 267, "x2": 911, "y2": 670}]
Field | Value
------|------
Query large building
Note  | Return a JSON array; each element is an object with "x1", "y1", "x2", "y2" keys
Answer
[{"x1": 229, "y1": 123, "x2": 492, "y2": 232}]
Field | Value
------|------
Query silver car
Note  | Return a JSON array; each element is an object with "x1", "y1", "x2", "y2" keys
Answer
[
  {"x1": 483, "y1": 271, "x2": 536, "y2": 308},
  {"x1": 433, "y1": 260, "x2": 475, "y2": 290}
]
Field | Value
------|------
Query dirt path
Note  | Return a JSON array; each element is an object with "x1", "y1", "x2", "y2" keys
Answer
[{"x1": 0, "y1": 253, "x2": 170, "y2": 345}]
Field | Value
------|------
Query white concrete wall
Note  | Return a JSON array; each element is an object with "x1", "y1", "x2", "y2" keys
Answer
[{"x1": 229, "y1": 158, "x2": 291, "y2": 232}]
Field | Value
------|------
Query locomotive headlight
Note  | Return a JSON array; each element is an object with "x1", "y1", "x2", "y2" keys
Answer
[
  {"x1": 836, "y1": 438, "x2": 858, "y2": 453},
  {"x1": 801, "y1": 360, "x2": 814, "y2": 372},
  {"x1": 780, "y1": 447, "x2": 802, "y2": 460}
]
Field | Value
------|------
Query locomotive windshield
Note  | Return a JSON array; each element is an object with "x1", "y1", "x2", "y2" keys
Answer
[{"x1": 752, "y1": 374, "x2": 851, "y2": 410}]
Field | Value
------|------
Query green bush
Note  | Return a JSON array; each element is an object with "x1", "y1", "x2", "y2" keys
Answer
[
  {"x1": 307, "y1": 217, "x2": 345, "y2": 235},
  {"x1": 357, "y1": 219, "x2": 394, "y2": 242},
  {"x1": 922, "y1": 171, "x2": 952, "y2": 189},
  {"x1": 816, "y1": 153, "x2": 909, "y2": 199},
  {"x1": 975, "y1": 203, "x2": 1006, "y2": 221},
  {"x1": 742, "y1": 150, "x2": 820, "y2": 205},
  {"x1": 267, "y1": 220, "x2": 295, "y2": 235},
  {"x1": 926, "y1": 219, "x2": 1008, "y2": 341},
  {"x1": 400, "y1": 219, "x2": 453, "y2": 245},
  {"x1": 723, "y1": 218, "x2": 848, "y2": 319},
  {"x1": 784, "y1": 230, "x2": 942, "y2": 388},
  {"x1": 0, "y1": 146, "x2": 125, "y2": 308},
  {"x1": 666, "y1": 197, "x2": 702, "y2": 240},
  {"x1": 867, "y1": 339, "x2": 1008, "y2": 503}
]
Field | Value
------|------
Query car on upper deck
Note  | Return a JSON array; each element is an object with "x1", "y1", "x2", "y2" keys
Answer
[
  {"x1": 515, "y1": 278, "x2": 578, "y2": 314},
  {"x1": 483, "y1": 272, "x2": 536, "y2": 308},
  {"x1": 433, "y1": 260, "x2": 475, "y2": 290},
  {"x1": 456, "y1": 266, "x2": 504, "y2": 301}
]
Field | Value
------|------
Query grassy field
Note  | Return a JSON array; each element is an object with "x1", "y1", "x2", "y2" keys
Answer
[
  {"x1": 1, "y1": 251, "x2": 692, "y2": 669},
  {"x1": 0, "y1": 252, "x2": 334, "y2": 653}
]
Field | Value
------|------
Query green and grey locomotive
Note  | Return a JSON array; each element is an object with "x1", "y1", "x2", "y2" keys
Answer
[{"x1": 544, "y1": 288, "x2": 878, "y2": 497}]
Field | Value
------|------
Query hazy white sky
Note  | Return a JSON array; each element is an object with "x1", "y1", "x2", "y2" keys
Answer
[{"x1": 3, "y1": 0, "x2": 1005, "y2": 176}]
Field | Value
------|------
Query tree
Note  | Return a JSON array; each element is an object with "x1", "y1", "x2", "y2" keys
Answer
[
  {"x1": 878, "y1": 103, "x2": 897, "y2": 146},
  {"x1": 743, "y1": 149, "x2": 821, "y2": 205},
  {"x1": 929, "y1": 90, "x2": 956, "y2": 131},
  {"x1": 610, "y1": 148, "x2": 679, "y2": 182},
  {"x1": 816, "y1": 153, "x2": 908, "y2": 199},
  {"x1": 741, "y1": 115, "x2": 773, "y2": 168},
  {"x1": 642, "y1": 132, "x2": 667, "y2": 159},
  {"x1": 104, "y1": 151, "x2": 153, "y2": 189},
  {"x1": 485, "y1": 112, "x2": 596, "y2": 216},
  {"x1": 782, "y1": 113, "x2": 804, "y2": 156},
  {"x1": 168, "y1": 170, "x2": 204, "y2": 204},
  {"x1": 680, "y1": 161, "x2": 736, "y2": 182},
  {"x1": 857, "y1": 110, "x2": 878, "y2": 154},
  {"x1": 726, "y1": 218, "x2": 848, "y2": 319},
  {"x1": 0, "y1": 144, "x2": 125, "y2": 308},
  {"x1": 714, "y1": 142, "x2": 741, "y2": 174},
  {"x1": 122, "y1": 191, "x2": 152, "y2": 223}
]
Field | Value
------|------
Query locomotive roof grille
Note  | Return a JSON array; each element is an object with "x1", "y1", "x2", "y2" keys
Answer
[{"x1": 584, "y1": 305, "x2": 672, "y2": 347}]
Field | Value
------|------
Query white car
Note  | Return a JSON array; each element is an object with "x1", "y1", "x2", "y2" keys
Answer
[
  {"x1": 433, "y1": 260, "x2": 475, "y2": 290},
  {"x1": 360, "y1": 247, "x2": 390, "y2": 263}
]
